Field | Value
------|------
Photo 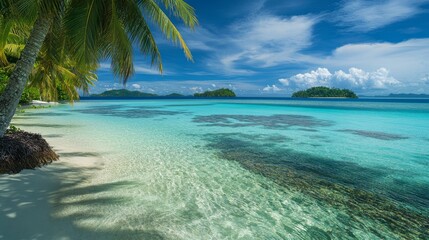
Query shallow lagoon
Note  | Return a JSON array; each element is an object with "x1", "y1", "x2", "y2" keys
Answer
[{"x1": 2, "y1": 98, "x2": 429, "y2": 239}]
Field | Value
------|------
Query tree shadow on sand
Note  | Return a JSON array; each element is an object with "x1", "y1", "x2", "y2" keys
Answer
[{"x1": 0, "y1": 157, "x2": 166, "y2": 240}]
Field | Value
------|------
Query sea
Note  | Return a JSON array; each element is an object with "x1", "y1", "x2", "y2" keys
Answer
[{"x1": 2, "y1": 97, "x2": 429, "y2": 239}]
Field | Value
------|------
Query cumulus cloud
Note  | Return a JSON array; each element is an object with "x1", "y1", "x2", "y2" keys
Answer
[
  {"x1": 279, "y1": 67, "x2": 400, "y2": 91},
  {"x1": 263, "y1": 85, "x2": 282, "y2": 92},
  {"x1": 131, "y1": 84, "x2": 141, "y2": 89},
  {"x1": 336, "y1": 0, "x2": 428, "y2": 31},
  {"x1": 423, "y1": 74, "x2": 429, "y2": 85},
  {"x1": 190, "y1": 86, "x2": 203, "y2": 93},
  {"x1": 99, "y1": 62, "x2": 111, "y2": 70},
  {"x1": 306, "y1": 39, "x2": 429, "y2": 85}
]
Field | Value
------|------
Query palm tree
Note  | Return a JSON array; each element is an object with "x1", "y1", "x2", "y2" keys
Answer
[
  {"x1": 0, "y1": 0, "x2": 197, "y2": 137},
  {"x1": 0, "y1": 21, "x2": 96, "y2": 102}
]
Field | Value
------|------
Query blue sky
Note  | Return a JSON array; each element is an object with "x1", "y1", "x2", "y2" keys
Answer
[{"x1": 95, "y1": 0, "x2": 429, "y2": 96}]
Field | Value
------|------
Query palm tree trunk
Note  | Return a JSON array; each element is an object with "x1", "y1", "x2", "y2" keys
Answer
[{"x1": 0, "y1": 16, "x2": 52, "y2": 137}]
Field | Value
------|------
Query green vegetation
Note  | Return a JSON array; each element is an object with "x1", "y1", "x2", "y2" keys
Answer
[
  {"x1": 0, "y1": 70, "x2": 40, "y2": 104},
  {"x1": 194, "y1": 88, "x2": 236, "y2": 97},
  {"x1": 388, "y1": 93, "x2": 429, "y2": 98},
  {"x1": 0, "y1": 0, "x2": 198, "y2": 137},
  {"x1": 292, "y1": 87, "x2": 358, "y2": 98},
  {"x1": 6, "y1": 125, "x2": 21, "y2": 134},
  {"x1": 92, "y1": 89, "x2": 237, "y2": 98},
  {"x1": 165, "y1": 93, "x2": 185, "y2": 97},
  {"x1": 92, "y1": 89, "x2": 158, "y2": 98}
]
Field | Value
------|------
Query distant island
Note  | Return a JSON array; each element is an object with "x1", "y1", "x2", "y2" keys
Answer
[
  {"x1": 165, "y1": 93, "x2": 185, "y2": 97},
  {"x1": 387, "y1": 93, "x2": 429, "y2": 98},
  {"x1": 92, "y1": 89, "x2": 158, "y2": 97},
  {"x1": 194, "y1": 88, "x2": 236, "y2": 97},
  {"x1": 90, "y1": 89, "x2": 237, "y2": 98},
  {"x1": 292, "y1": 87, "x2": 358, "y2": 98},
  {"x1": 359, "y1": 93, "x2": 429, "y2": 98}
]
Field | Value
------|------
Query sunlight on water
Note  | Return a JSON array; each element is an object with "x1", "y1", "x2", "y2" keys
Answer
[{"x1": 3, "y1": 99, "x2": 429, "y2": 239}]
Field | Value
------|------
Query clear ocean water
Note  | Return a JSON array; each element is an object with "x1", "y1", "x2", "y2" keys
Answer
[{"x1": 3, "y1": 98, "x2": 429, "y2": 239}]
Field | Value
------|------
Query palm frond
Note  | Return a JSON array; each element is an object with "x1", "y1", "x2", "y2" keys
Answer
[
  {"x1": 10, "y1": 0, "x2": 38, "y2": 23},
  {"x1": 0, "y1": 16, "x2": 12, "y2": 66},
  {"x1": 4, "y1": 43, "x2": 24, "y2": 58},
  {"x1": 139, "y1": 0, "x2": 193, "y2": 61},
  {"x1": 156, "y1": 0, "x2": 198, "y2": 28},
  {"x1": 105, "y1": 0, "x2": 134, "y2": 82},
  {"x1": 64, "y1": 0, "x2": 105, "y2": 66},
  {"x1": 118, "y1": 0, "x2": 162, "y2": 72}
]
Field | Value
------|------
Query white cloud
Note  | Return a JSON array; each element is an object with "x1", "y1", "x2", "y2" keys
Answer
[
  {"x1": 423, "y1": 74, "x2": 429, "y2": 85},
  {"x1": 182, "y1": 14, "x2": 319, "y2": 74},
  {"x1": 190, "y1": 86, "x2": 203, "y2": 93},
  {"x1": 179, "y1": 27, "x2": 218, "y2": 51},
  {"x1": 336, "y1": 0, "x2": 428, "y2": 31},
  {"x1": 99, "y1": 62, "x2": 111, "y2": 70},
  {"x1": 134, "y1": 66, "x2": 162, "y2": 75},
  {"x1": 131, "y1": 83, "x2": 141, "y2": 89},
  {"x1": 98, "y1": 62, "x2": 164, "y2": 75},
  {"x1": 280, "y1": 68, "x2": 332, "y2": 87},
  {"x1": 263, "y1": 85, "x2": 283, "y2": 92},
  {"x1": 279, "y1": 67, "x2": 401, "y2": 92},
  {"x1": 306, "y1": 39, "x2": 429, "y2": 86},
  {"x1": 228, "y1": 15, "x2": 317, "y2": 67}
]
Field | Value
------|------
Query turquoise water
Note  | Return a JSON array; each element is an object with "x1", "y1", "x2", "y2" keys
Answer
[{"x1": 3, "y1": 99, "x2": 429, "y2": 239}]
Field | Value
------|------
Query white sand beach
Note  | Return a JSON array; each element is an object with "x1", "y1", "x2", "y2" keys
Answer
[{"x1": 0, "y1": 132, "x2": 108, "y2": 239}]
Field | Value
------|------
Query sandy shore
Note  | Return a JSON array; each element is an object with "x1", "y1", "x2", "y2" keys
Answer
[
  {"x1": 30, "y1": 100, "x2": 60, "y2": 106},
  {"x1": 0, "y1": 133, "x2": 105, "y2": 239}
]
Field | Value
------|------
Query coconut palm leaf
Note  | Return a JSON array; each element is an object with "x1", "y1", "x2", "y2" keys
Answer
[
  {"x1": 105, "y1": 0, "x2": 134, "y2": 81},
  {"x1": 119, "y1": 0, "x2": 162, "y2": 73},
  {"x1": 64, "y1": 0, "x2": 106, "y2": 66},
  {"x1": 157, "y1": 0, "x2": 198, "y2": 27},
  {"x1": 139, "y1": 0, "x2": 193, "y2": 61}
]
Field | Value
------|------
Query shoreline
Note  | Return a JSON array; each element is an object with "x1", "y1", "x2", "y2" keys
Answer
[{"x1": 0, "y1": 127, "x2": 105, "y2": 238}]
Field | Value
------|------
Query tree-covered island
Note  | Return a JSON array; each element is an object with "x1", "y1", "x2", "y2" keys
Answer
[
  {"x1": 90, "y1": 89, "x2": 238, "y2": 98},
  {"x1": 194, "y1": 88, "x2": 236, "y2": 97},
  {"x1": 91, "y1": 89, "x2": 158, "y2": 97},
  {"x1": 292, "y1": 87, "x2": 358, "y2": 98}
]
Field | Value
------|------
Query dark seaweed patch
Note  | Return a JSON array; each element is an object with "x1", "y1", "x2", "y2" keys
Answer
[
  {"x1": 338, "y1": 129, "x2": 408, "y2": 140},
  {"x1": 298, "y1": 128, "x2": 319, "y2": 132},
  {"x1": 74, "y1": 105, "x2": 187, "y2": 119},
  {"x1": 205, "y1": 134, "x2": 384, "y2": 187},
  {"x1": 164, "y1": 103, "x2": 215, "y2": 107},
  {"x1": 208, "y1": 133, "x2": 292, "y2": 144},
  {"x1": 193, "y1": 114, "x2": 334, "y2": 129},
  {"x1": 202, "y1": 134, "x2": 429, "y2": 239}
]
